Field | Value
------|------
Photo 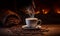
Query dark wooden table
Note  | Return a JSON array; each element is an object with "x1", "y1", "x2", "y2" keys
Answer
[{"x1": 0, "y1": 24, "x2": 60, "y2": 36}]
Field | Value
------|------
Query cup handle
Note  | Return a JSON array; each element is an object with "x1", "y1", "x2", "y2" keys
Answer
[{"x1": 37, "y1": 19, "x2": 42, "y2": 25}]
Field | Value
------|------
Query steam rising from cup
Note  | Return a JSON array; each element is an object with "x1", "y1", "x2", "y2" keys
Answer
[{"x1": 26, "y1": 7, "x2": 35, "y2": 18}]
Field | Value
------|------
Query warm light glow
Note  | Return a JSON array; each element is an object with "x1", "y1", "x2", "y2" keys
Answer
[
  {"x1": 57, "y1": 11, "x2": 60, "y2": 14},
  {"x1": 42, "y1": 9, "x2": 49, "y2": 14},
  {"x1": 35, "y1": 11, "x2": 40, "y2": 14},
  {"x1": 55, "y1": 8, "x2": 60, "y2": 14},
  {"x1": 44, "y1": 11, "x2": 48, "y2": 14}
]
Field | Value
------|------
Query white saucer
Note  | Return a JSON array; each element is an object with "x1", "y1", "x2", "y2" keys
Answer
[{"x1": 22, "y1": 25, "x2": 41, "y2": 29}]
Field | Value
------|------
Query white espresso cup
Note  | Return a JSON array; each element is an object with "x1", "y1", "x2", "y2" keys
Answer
[{"x1": 25, "y1": 18, "x2": 42, "y2": 28}]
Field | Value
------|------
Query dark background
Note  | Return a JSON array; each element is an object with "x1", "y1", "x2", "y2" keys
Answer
[{"x1": 0, "y1": 0, "x2": 60, "y2": 25}]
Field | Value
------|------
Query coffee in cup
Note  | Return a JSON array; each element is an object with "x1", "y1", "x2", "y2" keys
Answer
[{"x1": 25, "y1": 18, "x2": 41, "y2": 28}]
